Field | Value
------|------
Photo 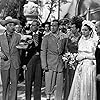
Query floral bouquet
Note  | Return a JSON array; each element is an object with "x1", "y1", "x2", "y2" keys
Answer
[{"x1": 62, "y1": 52, "x2": 78, "y2": 70}]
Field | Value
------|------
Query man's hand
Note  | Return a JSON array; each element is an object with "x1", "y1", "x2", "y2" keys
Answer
[
  {"x1": 43, "y1": 66, "x2": 49, "y2": 72},
  {"x1": 0, "y1": 52, "x2": 8, "y2": 61},
  {"x1": 22, "y1": 65, "x2": 27, "y2": 70},
  {"x1": 27, "y1": 39, "x2": 33, "y2": 44},
  {"x1": 96, "y1": 74, "x2": 100, "y2": 81}
]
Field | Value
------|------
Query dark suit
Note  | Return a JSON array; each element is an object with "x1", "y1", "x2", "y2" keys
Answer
[
  {"x1": 0, "y1": 32, "x2": 21, "y2": 100},
  {"x1": 25, "y1": 31, "x2": 43, "y2": 100},
  {"x1": 95, "y1": 41, "x2": 100, "y2": 100}
]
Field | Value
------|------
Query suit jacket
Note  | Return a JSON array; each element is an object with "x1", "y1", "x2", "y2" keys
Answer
[
  {"x1": 41, "y1": 32, "x2": 68, "y2": 72},
  {"x1": 95, "y1": 41, "x2": 100, "y2": 75},
  {"x1": 0, "y1": 32, "x2": 21, "y2": 70},
  {"x1": 23, "y1": 31, "x2": 43, "y2": 65}
]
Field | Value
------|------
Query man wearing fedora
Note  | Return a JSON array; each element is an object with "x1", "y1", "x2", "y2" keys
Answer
[{"x1": 0, "y1": 16, "x2": 21, "y2": 100}]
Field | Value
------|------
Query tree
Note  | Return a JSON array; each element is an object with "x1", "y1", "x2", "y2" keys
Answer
[
  {"x1": 16, "y1": 0, "x2": 27, "y2": 26},
  {"x1": 44, "y1": 0, "x2": 58, "y2": 22},
  {"x1": 4, "y1": 1, "x2": 19, "y2": 18},
  {"x1": 44, "y1": 0, "x2": 70, "y2": 22},
  {"x1": 0, "y1": 0, "x2": 27, "y2": 26}
]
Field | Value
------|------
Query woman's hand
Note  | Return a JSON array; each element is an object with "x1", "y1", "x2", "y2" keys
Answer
[
  {"x1": 76, "y1": 53, "x2": 85, "y2": 61},
  {"x1": 76, "y1": 52, "x2": 95, "y2": 61}
]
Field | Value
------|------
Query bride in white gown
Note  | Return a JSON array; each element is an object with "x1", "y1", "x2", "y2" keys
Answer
[{"x1": 68, "y1": 20, "x2": 98, "y2": 100}]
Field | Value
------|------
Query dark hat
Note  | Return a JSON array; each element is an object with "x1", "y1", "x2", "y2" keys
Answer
[
  {"x1": 0, "y1": 16, "x2": 20, "y2": 26},
  {"x1": 31, "y1": 19, "x2": 40, "y2": 26}
]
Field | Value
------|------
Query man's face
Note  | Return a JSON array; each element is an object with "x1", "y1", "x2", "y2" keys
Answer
[
  {"x1": 51, "y1": 21, "x2": 59, "y2": 34},
  {"x1": 15, "y1": 25, "x2": 22, "y2": 33},
  {"x1": 6, "y1": 23, "x2": 15, "y2": 34},
  {"x1": 95, "y1": 22, "x2": 100, "y2": 34},
  {"x1": 30, "y1": 22, "x2": 38, "y2": 32},
  {"x1": 45, "y1": 24, "x2": 50, "y2": 32}
]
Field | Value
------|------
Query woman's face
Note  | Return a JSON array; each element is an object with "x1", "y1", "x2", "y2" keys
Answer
[
  {"x1": 81, "y1": 25, "x2": 91, "y2": 37},
  {"x1": 71, "y1": 24, "x2": 77, "y2": 34}
]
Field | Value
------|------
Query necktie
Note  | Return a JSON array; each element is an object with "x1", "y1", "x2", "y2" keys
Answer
[
  {"x1": 33, "y1": 33, "x2": 39, "y2": 47},
  {"x1": 7, "y1": 34, "x2": 12, "y2": 45}
]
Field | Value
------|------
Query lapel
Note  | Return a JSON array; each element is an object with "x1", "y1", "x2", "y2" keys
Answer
[
  {"x1": 2, "y1": 33, "x2": 10, "y2": 53},
  {"x1": 50, "y1": 34, "x2": 58, "y2": 46},
  {"x1": 50, "y1": 33, "x2": 61, "y2": 52}
]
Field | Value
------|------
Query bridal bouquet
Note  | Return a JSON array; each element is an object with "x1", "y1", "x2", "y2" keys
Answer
[{"x1": 62, "y1": 52, "x2": 78, "y2": 70}]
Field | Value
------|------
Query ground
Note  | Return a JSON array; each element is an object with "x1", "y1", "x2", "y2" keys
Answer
[{"x1": 0, "y1": 82, "x2": 55, "y2": 100}]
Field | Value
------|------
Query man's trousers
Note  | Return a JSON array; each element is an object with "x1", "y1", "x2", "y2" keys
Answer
[
  {"x1": 45, "y1": 70, "x2": 63, "y2": 100},
  {"x1": 25, "y1": 55, "x2": 42, "y2": 100},
  {"x1": 1, "y1": 65, "x2": 19, "y2": 100},
  {"x1": 63, "y1": 67, "x2": 75, "y2": 100}
]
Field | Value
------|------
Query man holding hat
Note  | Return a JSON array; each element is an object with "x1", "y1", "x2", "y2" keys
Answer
[
  {"x1": 0, "y1": 16, "x2": 21, "y2": 100},
  {"x1": 25, "y1": 19, "x2": 43, "y2": 100}
]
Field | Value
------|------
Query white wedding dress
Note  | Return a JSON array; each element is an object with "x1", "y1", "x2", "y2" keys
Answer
[{"x1": 68, "y1": 36, "x2": 97, "y2": 100}]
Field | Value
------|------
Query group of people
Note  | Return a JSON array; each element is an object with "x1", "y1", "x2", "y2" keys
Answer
[{"x1": 0, "y1": 15, "x2": 100, "y2": 100}]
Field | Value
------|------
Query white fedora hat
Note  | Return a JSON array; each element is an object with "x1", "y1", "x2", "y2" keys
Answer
[{"x1": 0, "y1": 16, "x2": 20, "y2": 26}]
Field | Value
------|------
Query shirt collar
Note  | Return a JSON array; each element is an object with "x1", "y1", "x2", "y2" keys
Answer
[
  {"x1": 4, "y1": 31, "x2": 11, "y2": 36},
  {"x1": 51, "y1": 31, "x2": 66, "y2": 40},
  {"x1": 51, "y1": 31, "x2": 59, "y2": 37},
  {"x1": 32, "y1": 31, "x2": 39, "y2": 35}
]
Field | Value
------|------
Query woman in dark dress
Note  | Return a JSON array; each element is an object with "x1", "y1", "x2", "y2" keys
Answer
[{"x1": 63, "y1": 16, "x2": 83, "y2": 100}]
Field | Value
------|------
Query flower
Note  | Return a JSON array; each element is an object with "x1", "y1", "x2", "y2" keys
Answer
[
  {"x1": 62, "y1": 52, "x2": 78, "y2": 70},
  {"x1": 82, "y1": 20, "x2": 95, "y2": 31}
]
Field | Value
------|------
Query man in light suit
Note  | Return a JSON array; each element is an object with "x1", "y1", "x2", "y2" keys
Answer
[
  {"x1": 0, "y1": 16, "x2": 21, "y2": 100},
  {"x1": 41, "y1": 20, "x2": 68, "y2": 100}
]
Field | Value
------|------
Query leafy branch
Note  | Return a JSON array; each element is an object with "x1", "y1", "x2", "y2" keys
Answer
[
  {"x1": 45, "y1": 0, "x2": 58, "y2": 22},
  {"x1": 44, "y1": 0, "x2": 70, "y2": 22}
]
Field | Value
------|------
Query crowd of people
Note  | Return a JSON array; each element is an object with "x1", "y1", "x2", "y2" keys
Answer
[{"x1": 0, "y1": 15, "x2": 100, "y2": 100}]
